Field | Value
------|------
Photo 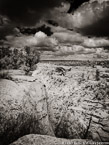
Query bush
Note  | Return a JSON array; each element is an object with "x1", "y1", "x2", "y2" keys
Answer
[
  {"x1": 24, "y1": 46, "x2": 40, "y2": 74},
  {"x1": 0, "y1": 113, "x2": 39, "y2": 145},
  {"x1": 0, "y1": 46, "x2": 40, "y2": 74},
  {"x1": 0, "y1": 71, "x2": 11, "y2": 80}
]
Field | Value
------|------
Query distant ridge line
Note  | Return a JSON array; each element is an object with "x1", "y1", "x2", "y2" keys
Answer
[
  {"x1": 40, "y1": 59, "x2": 109, "y2": 67},
  {"x1": 40, "y1": 59, "x2": 109, "y2": 62}
]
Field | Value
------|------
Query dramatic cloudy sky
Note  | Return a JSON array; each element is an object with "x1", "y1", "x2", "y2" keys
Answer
[
  {"x1": 0, "y1": 0, "x2": 109, "y2": 60},
  {"x1": 0, "y1": 0, "x2": 64, "y2": 25}
]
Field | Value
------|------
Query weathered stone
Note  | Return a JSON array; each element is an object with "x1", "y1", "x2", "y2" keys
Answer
[
  {"x1": 0, "y1": 63, "x2": 109, "y2": 144},
  {"x1": 33, "y1": 63, "x2": 109, "y2": 141},
  {"x1": 10, "y1": 134, "x2": 91, "y2": 145},
  {"x1": 0, "y1": 77, "x2": 54, "y2": 145}
]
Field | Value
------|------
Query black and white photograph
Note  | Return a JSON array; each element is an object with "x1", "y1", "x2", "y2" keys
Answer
[{"x1": 0, "y1": 0, "x2": 109, "y2": 145}]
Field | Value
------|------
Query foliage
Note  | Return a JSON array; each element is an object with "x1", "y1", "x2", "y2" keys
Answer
[
  {"x1": 0, "y1": 46, "x2": 40, "y2": 74},
  {"x1": 0, "y1": 70, "x2": 11, "y2": 80},
  {"x1": 0, "y1": 113, "x2": 39, "y2": 145},
  {"x1": 24, "y1": 46, "x2": 40, "y2": 74}
]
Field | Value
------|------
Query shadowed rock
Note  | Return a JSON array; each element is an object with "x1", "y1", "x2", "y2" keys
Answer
[{"x1": 0, "y1": 76, "x2": 54, "y2": 145}]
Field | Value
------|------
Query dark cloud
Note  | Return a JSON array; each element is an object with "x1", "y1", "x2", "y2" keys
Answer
[
  {"x1": 19, "y1": 24, "x2": 53, "y2": 36},
  {"x1": 0, "y1": 0, "x2": 63, "y2": 25},
  {"x1": 72, "y1": 0, "x2": 109, "y2": 36},
  {"x1": 0, "y1": 24, "x2": 14, "y2": 39},
  {"x1": 67, "y1": 0, "x2": 89, "y2": 13},
  {"x1": 79, "y1": 4, "x2": 109, "y2": 36}
]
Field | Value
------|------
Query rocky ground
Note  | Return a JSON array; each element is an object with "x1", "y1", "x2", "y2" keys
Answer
[
  {"x1": 32, "y1": 63, "x2": 109, "y2": 141},
  {"x1": 0, "y1": 62, "x2": 109, "y2": 145},
  {"x1": 0, "y1": 70, "x2": 54, "y2": 145}
]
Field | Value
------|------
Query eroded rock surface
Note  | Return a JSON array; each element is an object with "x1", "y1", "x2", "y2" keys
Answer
[
  {"x1": 0, "y1": 63, "x2": 109, "y2": 144},
  {"x1": 0, "y1": 72, "x2": 54, "y2": 145},
  {"x1": 32, "y1": 63, "x2": 109, "y2": 142},
  {"x1": 10, "y1": 134, "x2": 91, "y2": 145}
]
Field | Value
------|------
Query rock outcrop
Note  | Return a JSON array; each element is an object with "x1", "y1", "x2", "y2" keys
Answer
[
  {"x1": 0, "y1": 63, "x2": 109, "y2": 144},
  {"x1": 0, "y1": 71, "x2": 54, "y2": 145},
  {"x1": 10, "y1": 134, "x2": 91, "y2": 145},
  {"x1": 32, "y1": 63, "x2": 109, "y2": 142}
]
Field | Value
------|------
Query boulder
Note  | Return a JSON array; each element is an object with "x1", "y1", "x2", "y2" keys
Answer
[
  {"x1": 10, "y1": 134, "x2": 91, "y2": 145},
  {"x1": 0, "y1": 77, "x2": 54, "y2": 145}
]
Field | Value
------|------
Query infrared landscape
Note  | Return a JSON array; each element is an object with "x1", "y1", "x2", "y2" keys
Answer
[{"x1": 0, "y1": 0, "x2": 109, "y2": 145}]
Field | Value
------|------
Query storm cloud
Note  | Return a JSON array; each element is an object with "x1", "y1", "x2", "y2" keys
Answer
[
  {"x1": 0, "y1": 0, "x2": 63, "y2": 25},
  {"x1": 72, "y1": 0, "x2": 109, "y2": 36}
]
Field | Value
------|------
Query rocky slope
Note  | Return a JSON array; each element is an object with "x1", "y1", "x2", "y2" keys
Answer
[
  {"x1": 0, "y1": 70, "x2": 54, "y2": 145},
  {"x1": 0, "y1": 63, "x2": 109, "y2": 144},
  {"x1": 32, "y1": 63, "x2": 109, "y2": 141}
]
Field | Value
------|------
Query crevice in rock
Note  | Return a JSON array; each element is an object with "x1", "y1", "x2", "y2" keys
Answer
[
  {"x1": 43, "y1": 85, "x2": 55, "y2": 137},
  {"x1": 86, "y1": 113, "x2": 102, "y2": 119},
  {"x1": 92, "y1": 121, "x2": 107, "y2": 127},
  {"x1": 83, "y1": 116, "x2": 92, "y2": 139},
  {"x1": 55, "y1": 112, "x2": 64, "y2": 137},
  {"x1": 101, "y1": 127, "x2": 109, "y2": 133}
]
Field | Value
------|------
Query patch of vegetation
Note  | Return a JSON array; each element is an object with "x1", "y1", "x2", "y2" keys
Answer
[
  {"x1": 0, "y1": 70, "x2": 11, "y2": 80},
  {"x1": 0, "y1": 46, "x2": 40, "y2": 75},
  {"x1": 23, "y1": 46, "x2": 40, "y2": 75},
  {"x1": 55, "y1": 67, "x2": 66, "y2": 76},
  {"x1": 0, "y1": 113, "x2": 40, "y2": 145}
]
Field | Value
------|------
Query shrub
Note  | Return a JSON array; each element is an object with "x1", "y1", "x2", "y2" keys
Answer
[
  {"x1": 23, "y1": 46, "x2": 40, "y2": 74},
  {"x1": 0, "y1": 113, "x2": 39, "y2": 145},
  {"x1": 95, "y1": 69, "x2": 100, "y2": 81},
  {"x1": 0, "y1": 46, "x2": 40, "y2": 74},
  {"x1": 0, "y1": 71, "x2": 11, "y2": 80}
]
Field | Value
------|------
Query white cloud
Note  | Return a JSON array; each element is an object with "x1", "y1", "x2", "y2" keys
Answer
[
  {"x1": 53, "y1": 31, "x2": 83, "y2": 44},
  {"x1": 34, "y1": 31, "x2": 47, "y2": 39},
  {"x1": 9, "y1": 31, "x2": 58, "y2": 49},
  {"x1": 83, "y1": 38, "x2": 109, "y2": 47}
]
